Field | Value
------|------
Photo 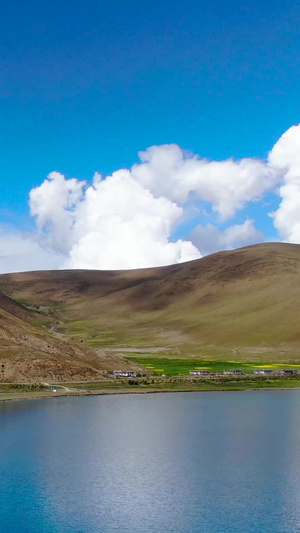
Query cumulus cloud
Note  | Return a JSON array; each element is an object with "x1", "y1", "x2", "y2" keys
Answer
[
  {"x1": 28, "y1": 143, "x2": 281, "y2": 271},
  {"x1": 0, "y1": 122, "x2": 299, "y2": 273},
  {"x1": 269, "y1": 124, "x2": 300, "y2": 242},
  {"x1": 190, "y1": 220, "x2": 264, "y2": 256},
  {"x1": 29, "y1": 169, "x2": 200, "y2": 270},
  {"x1": 132, "y1": 144, "x2": 278, "y2": 220},
  {"x1": 30, "y1": 171, "x2": 85, "y2": 253}
]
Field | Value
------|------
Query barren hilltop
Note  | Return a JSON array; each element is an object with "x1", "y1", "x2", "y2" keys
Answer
[{"x1": 1, "y1": 242, "x2": 300, "y2": 382}]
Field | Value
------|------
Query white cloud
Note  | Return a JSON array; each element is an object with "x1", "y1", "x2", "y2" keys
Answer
[
  {"x1": 190, "y1": 220, "x2": 264, "y2": 256},
  {"x1": 0, "y1": 228, "x2": 61, "y2": 274},
  {"x1": 29, "y1": 171, "x2": 85, "y2": 254},
  {"x1": 0, "y1": 123, "x2": 299, "y2": 274},
  {"x1": 29, "y1": 169, "x2": 200, "y2": 270},
  {"x1": 132, "y1": 144, "x2": 278, "y2": 220},
  {"x1": 268, "y1": 124, "x2": 300, "y2": 242},
  {"x1": 28, "y1": 142, "x2": 281, "y2": 271}
]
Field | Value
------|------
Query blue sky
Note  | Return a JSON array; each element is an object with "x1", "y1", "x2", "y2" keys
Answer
[{"x1": 1, "y1": 0, "x2": 300, "y2": 271}]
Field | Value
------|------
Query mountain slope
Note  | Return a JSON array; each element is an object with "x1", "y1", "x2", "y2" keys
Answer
[
  {"x1": 0, "y1": 285, "x2": 143, "y2": 382},
  {"x1": 1, "y1": 242, "x2": 300, "y2": 370}
]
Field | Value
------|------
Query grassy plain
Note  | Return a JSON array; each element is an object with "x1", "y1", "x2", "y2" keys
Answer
[{"x1": 125, "y1": 357, "x2": 300, "y2": 375}]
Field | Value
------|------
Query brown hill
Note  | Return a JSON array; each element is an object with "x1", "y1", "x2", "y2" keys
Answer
[
  {"x1": 1, "y1": 242, "x2": 300, "y2": 380},
  {"x1": 0, "y1": 279, "x2": 143, "y2": 382}
]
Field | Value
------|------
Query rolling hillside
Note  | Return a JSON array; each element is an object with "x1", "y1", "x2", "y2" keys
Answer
[
  {"x1": 0, "y1": 283, "x2": 143, "y2": 382},
  {"x1": 1, "y1": 242, "x2": 300, "y2": 381}
]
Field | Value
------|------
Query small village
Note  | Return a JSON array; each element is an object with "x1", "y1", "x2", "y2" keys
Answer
[
  {"x1": 106, "y1": 368, "x2": 300, "y2": 379},
  {"x1": 189, "y1": 369, "x2": 300, "y2": 377}
]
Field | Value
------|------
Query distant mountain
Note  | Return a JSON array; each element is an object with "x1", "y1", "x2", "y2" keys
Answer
[{"x1": 1, "y1": 242, "x2": 300, "y2": 381}]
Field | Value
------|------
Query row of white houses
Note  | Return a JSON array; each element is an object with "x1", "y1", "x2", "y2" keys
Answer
[{"x1": 190, "y1": 369, "x2": 300, "y2": 376}]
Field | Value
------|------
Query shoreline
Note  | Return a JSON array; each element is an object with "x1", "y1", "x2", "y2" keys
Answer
[{"x1": 2, "y1": 385, "x2": 300, "y2": 403}]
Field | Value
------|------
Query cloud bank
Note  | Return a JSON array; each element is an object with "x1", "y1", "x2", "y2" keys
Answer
[
  {"x1": 0, "y1": 228, "x2": 61, "y2": 274},
  {"x1": 1, "y1": 123, "x2": 300, "y2": 273},
  {"x1": 29, "y1": 169, "x2": 200, "y2": 270}
]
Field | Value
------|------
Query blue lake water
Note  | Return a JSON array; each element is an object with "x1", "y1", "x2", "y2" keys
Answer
[{"x1": 1, "y1": 391, "x2": 300, "y2": 532}]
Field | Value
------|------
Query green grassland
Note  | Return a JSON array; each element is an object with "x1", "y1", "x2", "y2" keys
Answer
[
  {"x1": 0, "y1": 383, "x2": 49, "y2": 392},
  {"x1": 126, "y1": 356, "x2": 300, "y2": 375}
]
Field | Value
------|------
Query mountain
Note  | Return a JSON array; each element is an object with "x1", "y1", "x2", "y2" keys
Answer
[{"x1": 0, "y1": 242, "x2": 300, "y2": 381}]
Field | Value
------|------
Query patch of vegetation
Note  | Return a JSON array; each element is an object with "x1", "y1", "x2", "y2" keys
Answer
[
  {"x1": 126, "y1": 357, "x2": 300, "y2": 376},
  {"x1": 0, "y1": 383, "x2": 49, "y2": 393},
  {"x1": 30, "y1": 316, "x2": 54, "y2": 328}
]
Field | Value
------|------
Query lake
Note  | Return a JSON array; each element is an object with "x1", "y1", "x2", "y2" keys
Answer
[{"x1": 1, "y1": 391, "x2": 300, "y2": 532}]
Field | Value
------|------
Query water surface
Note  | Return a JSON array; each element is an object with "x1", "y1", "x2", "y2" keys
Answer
[{"x1": 1, "y1": 391, "x2": 300, "y2": 532}]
